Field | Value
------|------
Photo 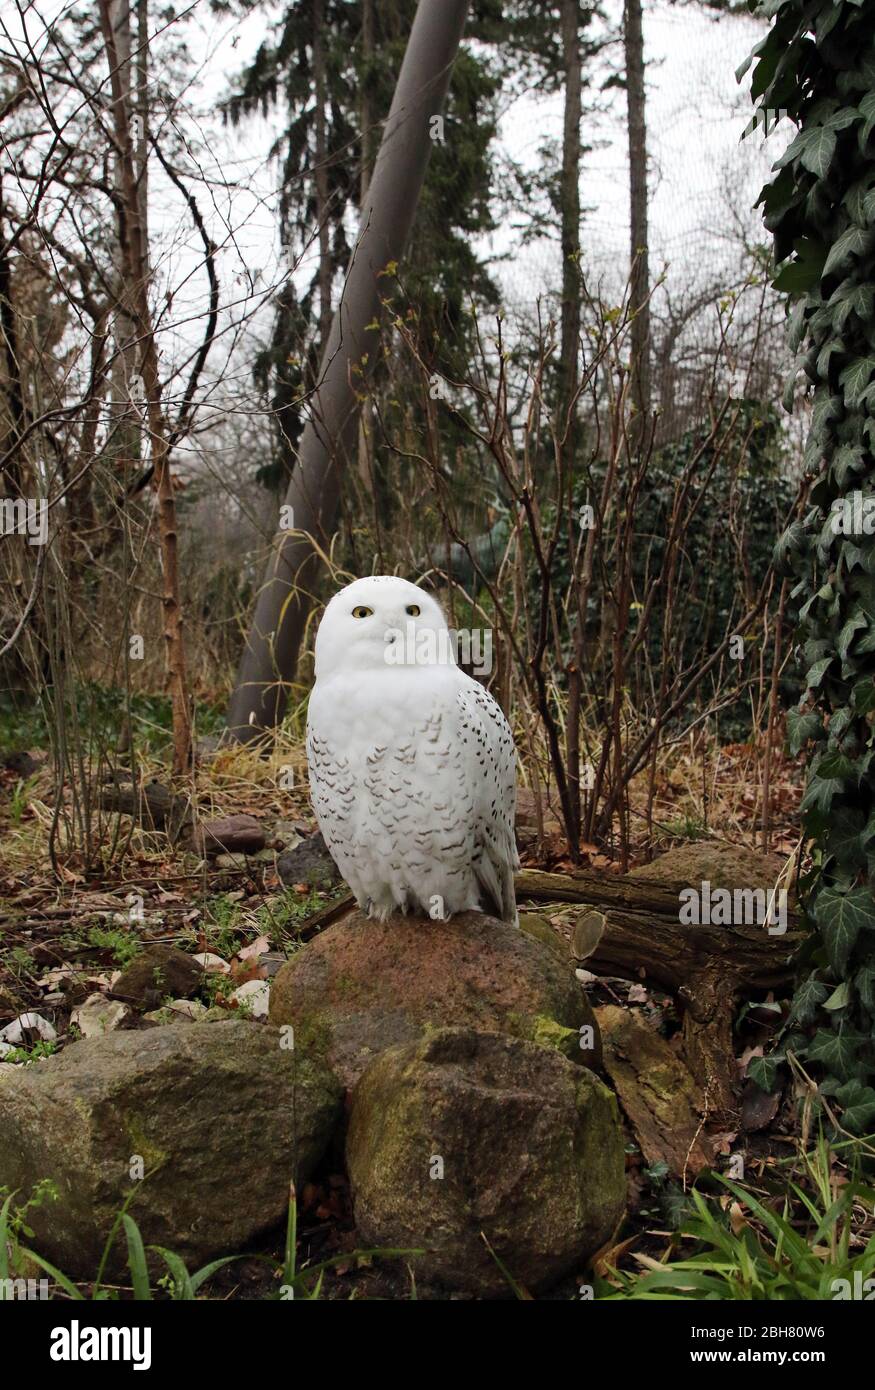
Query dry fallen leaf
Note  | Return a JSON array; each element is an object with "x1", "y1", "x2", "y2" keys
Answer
[{"x1": 238, "y1": 934, "x2": 271, "y2": 961}]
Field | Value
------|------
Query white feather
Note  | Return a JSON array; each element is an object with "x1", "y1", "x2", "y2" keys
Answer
[{"x1": 306, "y1": 576, "x2": 518, "y2": 924}]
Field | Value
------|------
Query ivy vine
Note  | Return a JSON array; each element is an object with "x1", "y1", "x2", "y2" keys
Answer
[{"x1": 744, "y1": 0, "x2": 875, "y2": 1131}]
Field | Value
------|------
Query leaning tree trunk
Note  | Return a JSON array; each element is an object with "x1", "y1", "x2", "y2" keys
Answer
[{"x1": 226, "y1": 0, "x2": 471, "y2": 741}]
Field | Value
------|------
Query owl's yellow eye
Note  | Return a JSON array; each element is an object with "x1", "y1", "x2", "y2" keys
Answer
[
  {"x1": 352, "y1": 605, "x2": 373, "y2": 619},
  {"x1": 406, "y1": 604, "x2": 421, "y2": 617}
]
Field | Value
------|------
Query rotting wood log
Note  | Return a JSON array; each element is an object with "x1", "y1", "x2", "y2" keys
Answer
[
  {"x1": 98, "y1": 780, "x2": 192, "y2": 838},
  {"x1": 595, "y1": 1004, "x2": 713, "y2": 1177},
  {"x1": 515, "y1": 867, "x2": 801, "y2": 929},
  {"x1": 516, "y1": 868, "x2": 804, "y2": 1120}
]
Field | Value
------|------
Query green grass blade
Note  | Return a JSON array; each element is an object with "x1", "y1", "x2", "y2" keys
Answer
[
  {"x1": 0, "y1": 1192, "x2": 15, "y2": 1286},
  {"x1": 18, "y1": 1247, "x2": 84, "y2": 1300},
  {"x1": 150, "y1": 1247, "x2": 194, "y2": 1300},
  {"x1": 122, "y1": 1214, "x2": 152, "y2": 1301}
]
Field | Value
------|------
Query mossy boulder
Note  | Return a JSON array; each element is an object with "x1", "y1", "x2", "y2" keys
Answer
[
  {"x1": 346, "y1": 1027, "x2": 625, "y2": 1296},
  {"x1": 628, "y1": 841, "x2": 791, "y2": 896},
  {"x1": 518, "y1": 911, "x2": 570, "y2": 962},
  {"x1": 110, "y1": 944, "x2": 204, "y2": 1010},
  {"x1": 0, "y1": 1021, "x2": 342, "y2": 1278},
  {"x1": 269, "y1": 910, "x2": 600, "y2": 1089}
]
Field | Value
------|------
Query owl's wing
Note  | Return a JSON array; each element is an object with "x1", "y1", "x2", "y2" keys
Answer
[{"x1": 455, "y1": 675, "x2": 519, "y2": 925}]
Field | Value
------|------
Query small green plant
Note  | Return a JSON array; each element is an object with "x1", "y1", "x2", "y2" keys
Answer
[
  {"x1": 202, "y1": 972, "x2": 237, "y2": 1006},
  {"x1": 2, "y1": 1182, "x2": 419, "y2": 1300},
  {"x1": 664, "y1": 814, "x2": 708, "y2": 842},
  {"x1": 1, "y1": 1040, "x2": 59, "y2": 1064},
  {"x1": 256, "y1": 889, "x2": 333, "y2": 949},
  {"x1": 201, "y1": 895, "x2": 244, "y2": 957},
  {"x1": 0, "y1": 1180, "x2": 59, "y2": 1246},
  {"x1": 8, "y1": 777, "x2": 37, "y2": 826},
  {"x1": 274, "y1": 1184, "x2": 421, "y2": 1300},
  {"x1": 87, "y1": 925, "x2": 143, "y2": 969},
  {"x1": 599, "y1": 1142, "x2": 875, "y2": 1301},
  {"x1": 4, "y1": 946, "x2": 36, "y2": 979}
]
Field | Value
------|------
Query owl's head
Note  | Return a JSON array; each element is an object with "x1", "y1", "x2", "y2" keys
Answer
[{"x1": 314, "y1": 576, "x2": 453, "y2": 678}]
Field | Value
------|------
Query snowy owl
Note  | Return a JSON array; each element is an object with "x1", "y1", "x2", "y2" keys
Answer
[{"x1": 306, "y1": 576, "x2": 518, "y2": 924}]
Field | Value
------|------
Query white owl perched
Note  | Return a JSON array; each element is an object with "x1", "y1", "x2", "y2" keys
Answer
[{"x1": 306, "y1": 576, "x2": 519, "y2": 924}]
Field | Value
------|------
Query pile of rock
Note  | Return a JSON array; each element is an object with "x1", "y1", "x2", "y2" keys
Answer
[{"x1": 0, "y1": 908, "x2": 625, "y2": 1295}]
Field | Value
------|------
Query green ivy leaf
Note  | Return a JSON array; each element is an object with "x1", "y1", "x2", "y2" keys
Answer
[
  {"x1": 808, "y1": 1027, "x2": 870, "y2": 1080},
  {"x1": 823, "y1": 226, "x2": 871, "y2": 278},
  {"x1": 800, "y1": 773, "x2": 844, "y2": 815},
  {"x1": 815, "y1": 749, "x2": 855, "y2": 779},
  {"x1": 815, "y1": 887, "x2": 875, "y2": 973},
  {"x1": 833, "y1": 443, "x2": 866, "y2": 485},
  {"x1": 835, "y1": 1080, "x2": 875, "y2": 1133},
  {"x1": 855, "y1": 964, "x2": 875, "y2": 1011},
  {"x1": 786, "y1": 707, "x2": 824, "y2": 754},
  {"x1": 805, "y1": 655, "x2": 833, "y2": 688},
  {"x1": 839, "y1": 355, "x2": 875, "y2": 407},
  {"x1": 851, "y1": 677, "x2": 875, "y2": 713},
  {"x1": 747, "y1": 1054, "x2": 780, "y2": 1093},
  {"x1": 859, "y1": 90, "x2": 875, "y2": 146},
  {"x1": 825, "y1": 807, "x2": 865, "y2": 867},
  {"x1": 823, "y1": 980, "x2": 852, "y2": 1010},
  {"x1": 800, "y1": 125, "x2": 837, "y2": 177},
  {"x1": 788, "y1": 975, "x2": 830, "y2": 1025},
  {"x1": 836, "y1": 609, "x2": 868, "y2": 659}
]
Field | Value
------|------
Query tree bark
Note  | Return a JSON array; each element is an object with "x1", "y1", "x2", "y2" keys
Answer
[
  {"x1": 104, "y1": 0, "x2": 141, "y2": 480},
  {"x1": 312, "y1": 0, "x2": 333, "y2": 354},
  {"x1": 559, "y1": 0, "x2": 582, "y2": 457},
  {"x1": 99, "y1": 0, "x2": 192, "y2": 774},
  {"x1": 227, "y1": 0, "x2": 471, "y2": 741},
  {"x1": 624, "y1": 0, "x2": 651, "y2": 435},
  {"x1": 518, "y1": 867, "x2": 801, "y2": 1120}
]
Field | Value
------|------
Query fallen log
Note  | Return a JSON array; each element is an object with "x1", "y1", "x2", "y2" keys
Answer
[
  {"x1": 98, "y1": 779, "x2": 192, "y2": 838},
  {"x1": 516, "y1": 868, "x2": 804, "y2": 1120},
  {"x1": 595, "y1": 1004, "x2": 714, "y2": 1177},
  {"x1": 515, "y1": 867, "x2": 802, "y2": 930}
]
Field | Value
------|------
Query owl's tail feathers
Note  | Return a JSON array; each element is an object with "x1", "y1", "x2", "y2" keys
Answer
[{"x1": 476, "y1": 854, "x2": 518, "y2": 927}]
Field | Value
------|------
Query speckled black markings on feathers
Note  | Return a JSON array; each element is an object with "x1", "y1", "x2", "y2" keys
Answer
[
  {"x1": 306, "y1": 575, "x2": 518, "y2": 924},
  {"x1": 307, "y1": 684, "x2": 517, "y2": 924}
]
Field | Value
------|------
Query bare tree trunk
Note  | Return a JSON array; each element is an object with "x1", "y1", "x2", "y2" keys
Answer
[
  {"x1": 559, "y1": 0, "x2": 582, "y2": 456},
  {"x1": 0, "y1": 182, "x2": 24, "y2": 496},
  {"x1": 227, "y1": 0, "x2": 471, "y2": 741},
  {"x1": 761, "y1": 579, "x2": 787, "y2": 852},
  {"x1": 313, "y1": 0, "x2": 333, "y2": 353},
  {"x1": 360, "y1": 0, "x2": 377, "y2": 205},
  {"x1": 355, "y1": 0, "x2": 377, "y2": 488},
  {"x1": 134, "y1": 0, "x2": 149, "y2": 262},
  {"x1": 99, "y1": 0, "x2": 192, "y2": 774},
  {"x1": 104, "y1": 0, "x2": 141, "y2": 480},
  {"x1": 624, "y1": 0, "x2": 651, "y2": 435},
  {"x1": 560, "y1": 0, "x2": 583, "y2": 848}
]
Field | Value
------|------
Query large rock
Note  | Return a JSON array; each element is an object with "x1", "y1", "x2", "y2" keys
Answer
[
  {"x1": 269, "y1": 910, "x2": 600, "y2": 1089},
  {"x1": 628, "y1": 841, "x2": 790, "y2": 894},
  {"x1": 191, "y1": 814, "x2": 265, "y2": 856},
  {"x1": 276, "y1": 830, "x2": 340, "y2": 890},
  {"x1": 346, "y1": 1028, "x2": 625, "y2": 1296},
  {"x1": 111, "y1": 945, "x2": 203, "y2": 1009},
  {"x1": 0, "y1": 1021, "x2": 342, "y2": 1278}
]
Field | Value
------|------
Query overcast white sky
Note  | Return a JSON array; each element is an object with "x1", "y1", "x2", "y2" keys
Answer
[
  {"x1": 175, "y1": 0, "x2": 779, "y2": 332},
  {"x1": 0, "y1": 0, "x2": 782, "y2": 394}
]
